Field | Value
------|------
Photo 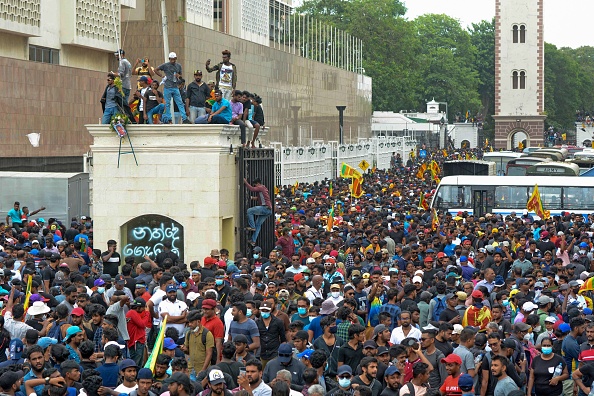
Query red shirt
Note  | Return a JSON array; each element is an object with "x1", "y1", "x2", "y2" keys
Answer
[
  {"x1": 201, "y1": 315, "x2": 225, "y2": 340},
  {"x1": 126, "y1": 309, "x2": 151, "y2": 347},
  {"x1": 440, "y1": 374, "x2": 462, "y2": 396}
]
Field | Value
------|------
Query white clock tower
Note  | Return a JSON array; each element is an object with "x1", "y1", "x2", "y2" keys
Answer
[{"x1": 493, "y1": 0, "x2": 545, "y2": 149}]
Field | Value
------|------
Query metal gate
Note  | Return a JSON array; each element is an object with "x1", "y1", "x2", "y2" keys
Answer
[{"x1": 238, "y1": 147, "x2": 276, "y2": 256}]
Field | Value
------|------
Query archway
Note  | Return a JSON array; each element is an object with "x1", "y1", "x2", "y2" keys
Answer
[
  {"x1": 120, "y1": 214, "x2": 184, "y2": 263},
  {"x1": 508, "y1": 130, "x2": 529, "y2": 150},
  {"x1": 460, "y1": 140, "x2": 470, "y2": 149},
  {"x1": 583, "y1": 139, "x2": 592, "y2": 148}
]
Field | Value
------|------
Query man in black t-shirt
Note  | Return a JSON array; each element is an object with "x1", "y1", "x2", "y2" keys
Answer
[
  {"x1": 42, "y1": 254, "x2": 60, "y2": 292},
  {"x1": 439, "y1": 293, "x2": 461, "y2": 324},
  {"x1": 101, "y1": 239, "x2": 121, "y2": 277}
]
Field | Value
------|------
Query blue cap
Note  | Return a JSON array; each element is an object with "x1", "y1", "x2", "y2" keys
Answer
[
  {"x1": 297, "y1": 349, "x2": 314, "y2": 359},
  {"x1": 580, "y1": 242, "x2": 589, "y2": 248},
  {"x1": 458, "y1": 373, "x2": 473, "y2": 389},
  {"x1": 163, "y1": 337, "x2": 178, "y2": 350},
  {"x1": 30, "y1": 249, "x2": 39, "y2": 256},
  {"x1": 64, "y1": 326, "x2": 83, "y2": 341},
  {"x1": 38, "y1": 337, "x2": 58, "y2": 350},
  {"x1": 9, "y1": 339, "x2": 23, "y2": 360},
  {"x1": 494, "y1": 275, "x2": 505, "y2": 287},
  {"x1": 337, "y1": 365, "x2": 353, "y2": 376},
  {"x1": 278, "y1": 343, "x2": 293, "y2": 364},
  {"x1": 585, "y1": 308, "x2": 593, "y2": 315},
  {"x1": 384, "y1": 366, "x2": 400, "y2": 376},
  {"x1": 459, "y1": 255, "x2": 468, "y2": 262},
  {"x1": 37, "y1": 218, "x2": 45, "y2": 223},
  {"x1": 138, "y1": 368, "x2": 153, "y2": 380},
  {"x1": 166, "y1": 285, "x2": 177, "y2": 293},
  {"x1": 559, "y1": 323, "x2": 571, "y2": 333}
]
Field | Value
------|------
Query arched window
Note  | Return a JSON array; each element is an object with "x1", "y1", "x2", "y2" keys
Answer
[
  {"x1": 512, "y1": 25, "x2": 519, "y2": 43},
  {"x1": 512, "y1": 71, "x2": 519, "y2": 89},
  {"x1": 519, "y1": 71, "x2": 526, "y2": 89},
  {"x1": 519, "y1": 25, "x2": 526, "y2": 43}
]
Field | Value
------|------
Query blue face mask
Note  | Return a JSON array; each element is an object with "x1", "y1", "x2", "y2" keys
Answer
[
  {"x1": 298, "y1": 307, "x2": 308, "y2": 316},
  {"x1": 261, "y1": 312, "x2": 271, "y2": 319},
  {"x1": 542, "y1": 347, "x2": 553, "y2": 355},
  {"x1": 246, "y1": 309, "x2": 252, "y2": 317},
  {"x1": 215, "y1": 280, "x2": 224, "y2": 286},
  {"x1": 97, "y1": 287, "x2": 105, "y2": 294},
  {"x1": 502, "y1": 300, "x2": 510, "y2": 307},
  {"x1": 253, "y1": 254, "x2": 259, "y2": 259},
  {"x1": 338, "y1": 378, "x2": 351, "y2": 388},
  {"x1": 181, "y1": 282, "x2": 187, "y2": 288}
]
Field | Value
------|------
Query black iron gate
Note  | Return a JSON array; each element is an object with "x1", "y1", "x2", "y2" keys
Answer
[{"x1": 238, "y1": 147, "x2": 275, "y2": 256}]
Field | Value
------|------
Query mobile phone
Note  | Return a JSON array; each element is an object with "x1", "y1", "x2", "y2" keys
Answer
[{"x1": 239, "y1": 367, "x2": 246, "y2": 375}]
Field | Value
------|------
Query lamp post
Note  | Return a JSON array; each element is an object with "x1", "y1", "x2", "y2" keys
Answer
[{"x1": 336, "y1": 105, "x2": 346, "y2": 144}]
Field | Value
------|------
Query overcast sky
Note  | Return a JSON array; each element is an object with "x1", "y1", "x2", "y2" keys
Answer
[{"x1": 403, "y1": 0, "x2": 593, "y2": 48}]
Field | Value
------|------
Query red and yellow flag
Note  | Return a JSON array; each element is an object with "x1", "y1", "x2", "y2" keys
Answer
[
  {"x1": 419, "y1": 195, "x2": 429, "y2": 211},
  {"x1": 326, "y1": 206, "x2": 334, "y2": 231},
  {"x1": 351, "y1": 177, "x2": 363, "y2": 198},
  {"x1": 416, "y1": 163, "x2": 428, "y2": 179},
  {"x1": 431, "y1": 208, "x2": 439, "y2": 231},
  {"x1": 328, "y1": 182, "x2": 333, "y2": 197},
  {"x1": 462, "y1": 305, "x2": 492, "y2": 331},
  {"x1": 527, "y1": 184, "x2": 550, "y2": 220}
]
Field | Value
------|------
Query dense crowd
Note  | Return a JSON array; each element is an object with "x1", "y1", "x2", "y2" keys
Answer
[{"x1": 2, "y1": 148, "x2": 594, "y2": 396}]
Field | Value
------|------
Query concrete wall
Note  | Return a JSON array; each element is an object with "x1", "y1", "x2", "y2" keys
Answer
[{"x1": 87, "y1": 124, "x2": 240, "y2": 261}]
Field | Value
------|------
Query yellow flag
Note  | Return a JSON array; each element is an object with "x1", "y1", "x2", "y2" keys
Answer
[
  {"x1": 274, "y1": 186, "x2": 280, "y2": 195},
  {"x1": 145, "y1": 315, "x2": 167, "y2": 372},
  {"x1": 23, "y1": 275, "x2": 32, "y2": 311},
  {"x1": 359, "y1": 160, "x2": 370, "y2": 171}
]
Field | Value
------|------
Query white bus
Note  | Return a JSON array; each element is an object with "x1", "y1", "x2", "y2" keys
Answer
[
  {"x1": 431, "y1": 175, "x2": 594, "y2": 218},
  {"x1": 482, "y1": 152, "x2": 523, "y2": 175}
]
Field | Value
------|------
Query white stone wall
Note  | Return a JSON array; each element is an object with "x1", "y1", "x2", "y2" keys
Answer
[
  {"x1": 497, "y1": 0, "x2": 542, "y2": 116},
  {"x1": 87, "y1": 124, "x2": 240, "y2": 262}
]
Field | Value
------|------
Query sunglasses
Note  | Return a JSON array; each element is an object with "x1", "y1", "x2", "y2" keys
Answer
[
  {"x1": 338, "y1": 375, "x2": 352, "y2": 379},
  {"x1": 278, "y1": 353, "x2": 292, "y2": 357}
]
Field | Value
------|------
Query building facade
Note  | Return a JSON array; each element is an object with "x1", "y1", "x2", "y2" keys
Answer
[
  {"x1": 0, "y1": 0, "x2": 371, "y2": 165},
  {"x1": 493, "y1": 0, "x2": 545, "y2": 149}
]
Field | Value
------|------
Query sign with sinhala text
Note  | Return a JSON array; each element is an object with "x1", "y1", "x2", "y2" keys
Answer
[{"x1": 121, "y1": 214, "x2": 184, "y2": 263}]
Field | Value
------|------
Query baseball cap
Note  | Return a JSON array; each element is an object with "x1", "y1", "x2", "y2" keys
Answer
[
  {"x1": 377, "y1": 346, "x2": 389, "y2": 355},
  {"x1": 138, "y1": 76, "x2": 149, "y2": 82},
  {"x1": 164, "y1": 372, "x2": 191, "y2": 388},
  {"x1": 0, "y1": 371, "x2": 24, "y2": 390},
  {"x1": 71, "y1": 307, "x2": 85, "y2": 316},
  {"x1": 233, "y1": 334, "x2": 249, "y2": 344},
  {"x1": 163, "y1": 338, "x2": 178, "y2": 350},
  {"x1": 297, "y1": 349, "x2": 314, "y2": 359},
  {"x1": 138, "y1": 368, "x2": 154, "y2": 380},
  {"x1": 131, "y1": 297, "x2": 146, "y2": 308},
  {"x1": 38, "y1": 337, "x2": 57, "y2": 350},
  {"x1": 115, "y1": 274, "x2": 126, "y2": 284},
  {"x1": 522, "y1": 302, "x2": 537, "y2": 312},
  {"x1": 64, "y1": 326, "x2": 83, "y2": 342},
  {"x1": 202, "y1": 299, "x2": 217, "y2": 309},
  {"x1": 471, "y1": 290, "x2": 483, "y2": 299},
  {"x1": 458, "y1": 373, "x2": 474, "y2": 390},
  {"x1": 337, "y1": 365, "x2": 353, "y2": 376},
  {"x1": 94, "y1": 278, "x2": 105, "y2": 287},
  {"x1": 373, "y1": 324, "x2": 388, "y2": 338},
  {"x1": 384, "y1": 366, "x2": 400, "y2": 376},
  {"x1": 545, "y1": 316, "x2": 558, "y2": 324},
  {"x1": 260, "y1": 301, "x2": 273, "y2": 311},
  {"x1": 168, "y1": 52, "x2": 177, "y2": 59},
  {"x1": 208, "y1": 369, "x2": 225, "y2": 385},
  {"x1": 119, "y1": 359, "x2": 139, "y2": 371},
  {"x1": 501, "y1": 339, "x2": 517, "y2": 349},
  {"x1": 363, "y1": 340, "x2": 377, "y2": 349},
  {"x1": 441, "y1": 354, "x2": 462, "y2": 364},
  {"x1": 277, "y1": 343, "x2": 293, "y2": 364},
  {"x1": 166, "y1": 285, "x2": 177, "y2": 293},
  {"x1": 514, "y1": 322, "x2": 531, "y2": 332},
  {"x1": 453, "y1": 324, "x2": 464, "y2": 335},
  {"x1": 559, "y1": 323, "x2": 571, "y2": 333}
]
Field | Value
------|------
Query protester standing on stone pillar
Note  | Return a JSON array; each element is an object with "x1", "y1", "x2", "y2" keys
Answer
[
  {"x1": 205, "y1": 50, "x2": 237, "y2": 101},
  {"x1": 154, "y1": 52, "x2": 191, "y2": 124}
]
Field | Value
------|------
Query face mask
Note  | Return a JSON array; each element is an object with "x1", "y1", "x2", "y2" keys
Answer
[
  {"x1": 502, "y1": 300, "x2": 510, "y2": 307},
  {"x1": 534, "y1": 325, "x2": 541, "y2": 333},
  {"x1": 542, "y1": 347, "x2": 553, "y2": 355},
  {"x1": 246, "y1": 309, "x2": 252, "y2": 317},
  {"x1": 523, "y1": 333, "x2": 531, "y2": 341},
  {"x1": 304, "y1": 276, "x2": 309, "y2": 281},
  {"x1": 253, "y1": 254, "x2": 259, "y2": 259},
  {"x1": 97, "y1": 287, "x2": 105, "y2": 294},
  {"x1": 298, "y1": 307, "x2": 307, "y2": 315},
  {"x1": 338, "y1": 378, "x2": 351, "y2": 388},
  {"x1": 331, "y1": 292, "x2": 340, "y2": 298},
  {"x1": 215, "y1": 280, "x2": 224, "y2": 286},
  {"x1": 580, "y1": 250, "x2": 586, "y2": 255},
  {"x1": 181, "y1": 282, "x2": 187, "y2": 288},
  {"x1": 261, "y1": 312, "x2": 271, "y2": 319},
  {"x1": 329, "y1": 325, "x2": 337, "y2": 334},
  {"x1": 309, "y1": 316, "x2": 316, "y2": 320}
]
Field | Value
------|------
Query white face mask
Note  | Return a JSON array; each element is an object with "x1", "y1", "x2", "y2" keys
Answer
[
  {"x1": 580, "y1": 250, "x2": 586, "y2": 255},
  {"x1": 331, "y1": 292, "x2": 340, "y2": 298},
  {"x1": 523, "y1": 333, "x2": 531, "y2": 341}
]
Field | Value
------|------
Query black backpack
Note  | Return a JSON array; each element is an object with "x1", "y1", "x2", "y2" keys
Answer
[{"x1": 186, "y1": 327, "x2": 217, "y2": 365}]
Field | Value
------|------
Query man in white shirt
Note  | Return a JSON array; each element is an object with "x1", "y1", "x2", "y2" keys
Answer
[
  {"x1": 390, "y1": 310, "x2": 422, "y2": 345},
  {"x1": 114, "y1": 359, "x2": 139, "y2": 394},
  {"x1": 305, "y1": 275, "x2": 324, "y2": 303},
  {"x1": 158, "y1": 285, "x2": 188, "y2": 336}
]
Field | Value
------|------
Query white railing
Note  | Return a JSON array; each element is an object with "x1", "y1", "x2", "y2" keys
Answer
[{"x1": 272, "y1": 136, "x2": 418, "y2": 186}]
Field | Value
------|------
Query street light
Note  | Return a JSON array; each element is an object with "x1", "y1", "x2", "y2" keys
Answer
[{"x1": 336, "y1": 106, "x2": 346, "y2": 144}]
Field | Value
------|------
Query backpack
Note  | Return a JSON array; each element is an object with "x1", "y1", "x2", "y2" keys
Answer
[
  {"x1": 186, "y1": 327, "x2": 217, "y2": 366},
  {"x1": 432, "y1": 296, "x2": 446, "y2": 320},
  {"x1": 47, "y1": 320, "x2": 67, "y2": 343}
]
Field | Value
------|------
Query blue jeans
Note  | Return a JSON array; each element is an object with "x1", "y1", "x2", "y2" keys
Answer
[
  {"x1": 209, "y1": 114, "x2": 229, "y2": 124},
  {"x1": 162, "y1": 87, "x2": 187, "y2": 123},
  {"x1": 146, "y1": 104, "x2": 164, "y2": 124},
  {"x1": 102, "y1": 107, "x2": 118, "y2": 124},
  {"x1": 247, "y1": 206, "x2": 272, "y2": 243},
  {"x1": 189, "y1": 106, "x2": 206, "y2": 123},
  {"x1": 123, "y1": 88, "x2": 131, "y2": 103}
]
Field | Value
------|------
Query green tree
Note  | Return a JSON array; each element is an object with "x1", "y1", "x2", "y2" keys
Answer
[{"x1": 469, "y1": 19, "x2": 495, "y2": 132}]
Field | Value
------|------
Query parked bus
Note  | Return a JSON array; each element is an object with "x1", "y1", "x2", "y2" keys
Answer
[
  {"x1": 536, "y1": 147, "x2": 569, "y2": 159},
  {"x1": 567, "y1": 157, "x2": 594, "y2": 174},
  {"x1": 431, "y1": 175, "x2": 594, "y2": 218},
  {"x1": 525, "y1": 151, "x2": 565, "y2": 161},
  {"x1": 525, "y1": 162, "x2": 580, "y2": 176},
  {"x1": 482, "y1": 152, "x2": 523, "y2": 175},
  {"x1": 506, "y1": 157, "x2": 551, "y2": 176},
  {"x1": 442, "y1": 160, "x2": 496, "y2": 177}
]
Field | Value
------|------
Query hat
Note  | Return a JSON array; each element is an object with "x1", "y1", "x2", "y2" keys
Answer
[
  {"x1": 455, "y1": 291, "x2": 467, "y2": 301},
  {"x1": 278, "y1": 343, "x2": 293, "y2": 364},
  {"x1": 538, "y1": 296, "x2": 551, "y2": 306},
  {"x1": 311, "y1": 252, "x2": 322, "y2": 259},
  {"x1": 64, "y1": 326, "x2": 83, "y2": 341},
  {"x1": 138, "y1": 76, "x2": 149, "y2": 82},
  {"x1": 458, "y1": 373, "x2": 474, "y2": 390},
  {"x1": 384, "y1": 366, "x2": 400, "y2": 376},
  {"x1": 168, "y1": 52, "x2": 177, "y2": 59},
  {"x1": 164, "y1": 372, "x2": 191, "y2": 388},
  {"x1": 294, "y1": 273, "x2": 305, "y2": 282},
  {"x1": 412, "y1": 276, "x2": 423, "y2": 284},
  {"x1": 373, "y1": 324, "x2": 388, "y2": 338},
  {"x1": 105, "y1": 341, "x2": 125, "y2": 349},
  {"x1": 94, "y1": 278, "x2": 106, "y2": 287},
  {"x1": 363, "y1": 340, "x2": 377, "y2": 349},
  {"x1": 501, "y1": 339, "x2": 516, "y2": 349},
  {"x1": 541, "y1": 231, "x2": 549, "y2": 238},
  {"x1": 446, "y1": 272, "x2": 461, "y2": 279},
  {"x1": 559, "y1": 323, "x2": 571, "y2": 333},
  {"x1": 138, "y1": 368, "x2": 154, "y2": 380},
  {"x1": 545, "y1": 316, "x2": 558, "y2": 324},
  {"x1": 202, "y1": 299, "x2": 217, "y2": 309},
  {"x1": 522, "y1": 301, "x2": 537, "y2": 312},
  {"x1": 163, "y1": 337, "x2": 178, "y2": 350},
  {"x1": 534, "y1": 281, "x2": 544, "y2": 289},
  {"x1": 319, "y1": 300, "x2": 338, "y2": 315},
  {"x1": 131, "y1": 297, "x2": 146, "y2": 308},
  {"x1": 559, "y1": 284, "x2": 570, "y2": 291},
  {"x1": 27, "y1": 301, "x2": 50, "y2": 316},
  {"x1": 569, "y1": 280, "x2": 579, "y2": 287},
  {"x1": 337, "y1": 366, "x2": 353, "y2": 376},
  {"x1": 260, "y1": 301, "x2": 273, "y2": 311},
  {"x1": 166, "y1": 285, "x2": 178, "y2": 293},
  {"x1": 471, "y1": 290, "x2": 483, "y2": 299},
  {"x1": 38, "y1": 337, "x2": 57, "y2": 350},
  {"x1": 414, "y1": 270, "x2": 424, "y2": 276},
  {"x1": 514, "y1": 322, "x2": 530, "y2": 332},
  {"x1": 9, "y1": 339, "x2": 23, "y2": 360},
  {"x1": 71, "y1": 307, "x2": 85, "y2": 316},
  {"x1": 187, "y1": 292, "x2": 200, "y2": 302},
  {"x1": 233, "y1": 334, "x2": 248, "y2": 344},
  {"x1": 100, "y1": 274, "x2": 113, "y2": 282},
  {"x1": 0, "y1": 371, "x2": 24, "y2": 390},
  {"x1": 441, "y1": 354, "x2": 462, "y2": 364},
  {"x1": 208, "y1": 369, "x2": 225, "y2": 385},
  {"x1": 136, "y1": 283, "x2": 147, "y2": 289},
  {"x1": 377, "y1": 346, "x2": 389, "y2": 355},
  {"x1": 459, "y1": 255, "x2": 468, "y2": 262},
  {"x1": 437, "y1": 252, "x2": 447, "y2": 258},
  {"x1": 453, "y1": 324, "x2": 464, "y2": 335},
  {"x1": 296, "y1": 349, "x2": 314, "y2": 359},
  {"x1": 115, "y1": 274, "x2": 126, "y2": 284},
  {"x1": 120, "y1": 359, "x2": 139, "y2": 371}
]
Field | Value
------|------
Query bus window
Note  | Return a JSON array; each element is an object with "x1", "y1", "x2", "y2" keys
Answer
[
  {"x1": 506, "y1": 166, "x2": 527, "y2": 176},
  {"x1": 434, "y1": 185, "x2": 470, "y2": 210},
  {"x1": 563, "y1": 187, "x2": 594, "y2": 210},
  {"x1": 494, "y1": 186, "x2": 529, "y2": 208},
  {"x1": 531, "y1": 186, "x2": 562, "y2": 209}
]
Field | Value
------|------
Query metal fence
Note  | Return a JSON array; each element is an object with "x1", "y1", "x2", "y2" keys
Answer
[{"x1": 271, "y1": 136, "x2": 418, "y2": 186}]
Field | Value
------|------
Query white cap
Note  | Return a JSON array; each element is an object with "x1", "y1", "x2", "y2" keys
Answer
[
  {"x1": 453, "y1": 324, "x2": 464, "y2": 334},
  {"x1": 187, "y1": 292, "x2": 200, "y2": 302},
  {"x1": 105, "y1": 341, "x2": 125, "y2": 349},
  {"x1": 169, "y1": 52, "x2": 177, "y2": 58},
  {"x1": 306, "y1": 257, "x2": 315, "y2": 264},
  {"x1": 545, "y1": 316, "x2": 558, "y2": 324},
  {"x1": 522, "y1": 301, "x2": 538, "y2": 312},
  {"x1": 412, "y1": 276, "x2": 423, "y2": 284},
  {"x1": 414, "y1": 270, "x2": 424, "y2": 276}
]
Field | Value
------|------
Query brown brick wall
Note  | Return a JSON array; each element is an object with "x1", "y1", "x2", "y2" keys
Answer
[{"x1": 494, "y1": 120, "x2": 545, "y2": 148}]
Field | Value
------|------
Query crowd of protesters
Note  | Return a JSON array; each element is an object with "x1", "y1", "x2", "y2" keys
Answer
[{"x1": 1, "y1": 147, "x2": 594, "y2": 396}]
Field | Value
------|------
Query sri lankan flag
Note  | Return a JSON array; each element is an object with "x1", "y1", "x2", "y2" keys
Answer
[
  {"x1": 341, "y1": 163, "x2": 362, "y2": 179},
  {"x1": 580, "y1": 277, "x2": 594, "y2": 295},
  {"x1": 144, "y1": 316, "x2": 167, "y2": 372},
  {"x1": 431, "y1": 208, "x2": 439, "y2": 231},
  {"x1": 23, "y1": 275, "x2": 32, "y2": 311},
  {"x1": 329, "y1": 182, "x2": 333, "y2": 197},
  {"x1": 527, "y1": 184, "x2": 550, "y2": 220},
  {"x1": 416, "y1": 163, "x2": 427, "y2": 179},
  {"x1": 462, "y1": 305, "x2": 492, "y2": 331},
  {"x1": 327, "y1": 206, "x2": 334, "y2": 231},
  {"x1": 351, "y1": 177, "x2": 363, "y2": 198},
  {"x1": 419, "y1": 195, "x2": 429, "y2": 211}
]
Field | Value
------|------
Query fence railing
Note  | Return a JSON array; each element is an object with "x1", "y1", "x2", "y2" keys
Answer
[{"x1": 271, "y1": 136, "x2": 418, "y2": 186}]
